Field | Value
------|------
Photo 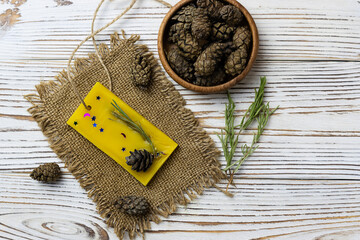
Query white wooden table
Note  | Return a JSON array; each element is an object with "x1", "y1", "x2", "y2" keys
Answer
[{"x1": 1, "y1": 0, "x2": 359, "y2": 239}]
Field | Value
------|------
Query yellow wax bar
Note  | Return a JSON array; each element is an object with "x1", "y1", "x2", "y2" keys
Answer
[{"x1": 67, "y1": 82, "x2": 178, "y2": 186}]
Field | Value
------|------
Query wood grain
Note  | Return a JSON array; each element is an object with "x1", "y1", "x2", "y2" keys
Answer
[{"x1": 0, "y1": 0, "x2": 359, "y2": 239}]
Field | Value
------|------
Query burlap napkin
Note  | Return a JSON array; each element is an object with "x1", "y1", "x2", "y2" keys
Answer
[{"x1": 25, "y1": 32, "x2": 224, "y2": 239}]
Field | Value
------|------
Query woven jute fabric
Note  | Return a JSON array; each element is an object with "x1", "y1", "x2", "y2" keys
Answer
[{"x1": 25, "y1": 32, "x2": 224, "y2": 239}]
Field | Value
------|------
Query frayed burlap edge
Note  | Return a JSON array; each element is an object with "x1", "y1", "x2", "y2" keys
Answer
[{"x1": 24, "y1": 32, "x2": 226, "y2": 240}]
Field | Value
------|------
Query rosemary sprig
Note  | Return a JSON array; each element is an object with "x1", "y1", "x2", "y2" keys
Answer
[
  {"x1": 218, "y1": 76, "x2": 278, "y2": 174},
  {"x1": 111, "y1": 100, "x2": 156, "y2": 156},
  {"x1": 217, "y1": 92, "x2": 236, "y2": 168},
  {"x1": 223, "y1": 102, "x2": 278, "y2": 172}
]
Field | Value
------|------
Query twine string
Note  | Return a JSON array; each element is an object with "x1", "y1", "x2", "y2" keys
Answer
[{"x1": 67, "y1": 0, "x2": 172, "y2": 110}]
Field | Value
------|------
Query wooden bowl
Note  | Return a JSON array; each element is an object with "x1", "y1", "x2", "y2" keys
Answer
[{"x1": 158, "y1": 0, "x2": 259, "y2": 93}]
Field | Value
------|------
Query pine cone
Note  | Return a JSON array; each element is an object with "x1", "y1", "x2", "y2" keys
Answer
[
  {"x1": 30, "y1": 163, "x2": 61, "y2": 182},
  {"x1": 191, "y1": 8, "x2": 212, "y2": 40},
  {"x1": 131, "y1": 52, "x2": 151, "y2": 88},
  {"x1": 175, "y1": 31, "x2": 202, "y2": 61},
  {"x1": 171, "y1": 4, "x2": 196, "y2": 23},
  {"x1": 224, "y1": 45, "x2": 248, "y2": 76},
  {"x1": 168, "y1": 22, "x2": 192, "y2": 43},
  {"x1": 114, "y1": 196, "x2": 150, "y2": 216},
  {"x1": 194, "y1": 68, "x2": 226, "y2": 86},
  {"x1": 167, "y1": 45, "x2": 195, "y2": 82},
  {"x1": 219, "y1": 5, "x2": 243, "y2": 26},
  {"x1": 212, "y1": 22, "x2": 235, "y2": 41},
  {"x1": 194, "y1": 42, "x2": 234, "y2": 76},
  {"x1": 126, "y1": 149, "x2": 154, "y2": 172},
  {"x1": 196, "y1": 0, "x2": 224, "y2": 20},
  {"x1": 233, "y1": 26, "x2": 252, "y2": 49}
]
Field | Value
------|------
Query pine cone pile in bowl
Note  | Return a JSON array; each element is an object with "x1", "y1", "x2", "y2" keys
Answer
[{"x1": 158, "y1": 0, "x2": 258, "y2": 93}]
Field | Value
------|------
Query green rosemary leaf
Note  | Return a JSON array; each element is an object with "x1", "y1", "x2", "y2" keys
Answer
[
  {"x1": 111, "y1": 100, "x2": 156, "y2": 156},
  {"x1": 220, "y1": 76, "x2": 278, "y2": 174},
  {"x1": 111, "y1": 100, "x2": 132, "y2": 122}
]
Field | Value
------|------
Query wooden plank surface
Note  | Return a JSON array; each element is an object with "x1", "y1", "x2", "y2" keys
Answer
[{"x1": 0, "y1": 0, "x2": 359, "y2": 239}]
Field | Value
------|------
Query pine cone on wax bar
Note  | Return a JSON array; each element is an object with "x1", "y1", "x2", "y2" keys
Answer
[
  {"x1": 194, "y1": 42, "x2": 234, "y2": 76},
  {"x1": 191, "y1": 8, "x2": 212, "y2": 40},
  {"x1": 30, "y1": 163, "x2": 61, "y2": 182},
  {"x1": 219, "y1": 5, "x2": 243, "y2": 26},
  {"x1": 126, "y1": 149, "x2": 154, "y2": 172},
  {"x1": 211, "y1": 22, "x2": 235, "y2": 41},
  {"x1": 224, "y1": 45, "x2": 248, "y2": 76},
  {"x1": 167, "y1": 45, "x2": 195, "y2": 82},
  {"x1": 114, "y1": 196, "x2": 150, "y2": 216},
  {"x1": 197, "y1": 0, "x2": 224, "y2": 20},
  {"x1": 171, "y1": 4, "x2": 196, "y2": 23},
  {"x1": 194, "y1": 68, "x2": 226, "y2": 86},
  {"x1": 233, "y1": 25, "x2": 252, "y2": 49}
]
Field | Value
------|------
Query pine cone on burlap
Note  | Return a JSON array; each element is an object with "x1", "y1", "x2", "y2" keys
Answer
[
  {"x1": 126, "y1": 149, "x2": 154, "y2": 172},
  {"x1": 131, "y1": 52, "x2": 151, "y2": 88},
  {"x1": 196, "y1": 0, "x2": 224, "y2": 20},
  {"x1": 114, "y1": 196, "x2": 150, "y2": 216},
  {"x1": 194, "y1": 42, "x2": 234, "y2": 76},
  {"x1": 233, "y1": 26, "x2": 252, "y2": 49},
  {"x1": 194, "y1": 68, "x2": 226, "y2": 86},
  {"x1": 211, "y1": 22, "x2": 235, "y2": 41},
  {"x1": 30, "y1": 163, "x2": 61, "y2": 182},
  {"x1": 171, "y1": 4, "x2": 196, "y2": 23},
  {"x1": 191, "y1": 8, "x2": 212, "y2": 40},
  {"x1": 168, "y1": 22, "x2": 192, "y2": 43},
  {"x1": 219, "y1": 5, "x2": 243, "y2": 26},
  {"x1": 175, "y1": 31, "x2": 202, "y2": 61},
  {"x1": 224, "y1": 45, "x2": 248, "y2": 76},
  {"x1": 167, "y1": 45, "x2": 195, "y2": 82}
]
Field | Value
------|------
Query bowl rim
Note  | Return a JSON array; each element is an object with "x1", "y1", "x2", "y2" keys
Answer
[{"x1": 157, "y1": 0, "x2": 259, "y2": 93}]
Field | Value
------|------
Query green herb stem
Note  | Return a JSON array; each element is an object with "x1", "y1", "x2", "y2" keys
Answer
[
  {"x1": 218, "y1": 76, "x2": 278, "y2": 174},
  {"x1": 111, "y1": 100, "x2": 157, "y2": 156}
]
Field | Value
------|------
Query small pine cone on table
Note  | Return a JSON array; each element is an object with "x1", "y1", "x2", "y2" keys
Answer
[
  {"x1": 233, "y1": 25, "x2": 252, "y2": 49},
  {"x1": 196, "y1": 0, "x2": 224, "y2": 20},
  {"x1": 194, "y1": 42, "x2": 234, "y2": 76},
  {"x1": 126, "y1": 149, "x2": 154, "y2": 172},
  {"x1": 191, "y1": 8, "x2": 212, "y2": 40},
  {"x1": 211, "y1": 22, "x2": 235, "y2": 41},
  {"x1": 114, "y1": 196, "x2": 150, "y2": 216},
  {"x1": 224, "y1": 45, "x2": 248, "y2": 76},
  {"x1": 194, "y1": 68, "x2": 226, "y2": 86},
  {"x1": 30, "y1": 163, "x2": 61, "y2": 182},
  {"x1": 219, "y1": 5, "x2": 243, "y2": 26},
  {"x1": 167, "y1": 45, "x2": 195, "y2": 82},
  {"x1": 171, "y1": 4, "x2": 196, "y2": 23}
]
